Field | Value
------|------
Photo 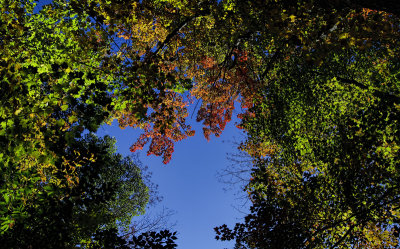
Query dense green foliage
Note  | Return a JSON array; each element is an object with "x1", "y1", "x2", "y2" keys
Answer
[
  {"x1": 216, "y1": 46, "x2": 400, "y2": 248},
  {"x1": 212, "y1": 1, "x2": 400, "y2": 248},
  {"x1": 1, "y1": 0, "x2": 110, "y2": 234},
  {"x1": 1, "y1": 0, "x2": 400, "y2": 247},
  {"x1": 0, "y1": 0, "x2": 176, "y2": 247},
  {"x1": 0, "y1": 134, "x2": 150, "y2": 248}
]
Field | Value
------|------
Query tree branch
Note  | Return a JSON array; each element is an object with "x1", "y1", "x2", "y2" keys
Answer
[{"x1": 152, "y1": 9, "x2": 211, "y2": 57}]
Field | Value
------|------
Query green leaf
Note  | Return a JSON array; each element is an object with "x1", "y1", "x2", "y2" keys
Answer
[{"x1": 61, "y1": 104, "x2": 68, "y2": 111}]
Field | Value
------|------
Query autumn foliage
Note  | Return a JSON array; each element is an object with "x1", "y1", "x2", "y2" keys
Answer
[{"x1": 2, "y1": 0, "x2": 400, "y2": 248}]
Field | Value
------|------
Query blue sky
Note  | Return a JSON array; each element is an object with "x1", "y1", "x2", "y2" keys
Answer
[{"x1": 98, "y1": 115, "x2": 250, "y2": 249}]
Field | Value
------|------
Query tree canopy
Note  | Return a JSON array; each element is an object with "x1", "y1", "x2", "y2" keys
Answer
[
  {"x1": 1, "y1": 0, "x2": 400, "y2": 247},
  {"x1": 212, "y1": 1, "x2": 400, "y2": 248}
]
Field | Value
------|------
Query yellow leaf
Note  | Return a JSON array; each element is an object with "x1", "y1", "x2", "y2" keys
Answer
[
  {"x1": 14, "y1": 108, "x2": 22, "y2": 115},
  {"x1": 61, "y1": 105, "x2": 68, "y2": 111},
  {"x1": 339, "y1": 33, "x2": 349, "y2": 40},
  {"x1": 349, "y1": 37, "x2": 356, "y2": 46},
  {"x1": 68, "y1": 115, "x2": 78, "y2": 123}
]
